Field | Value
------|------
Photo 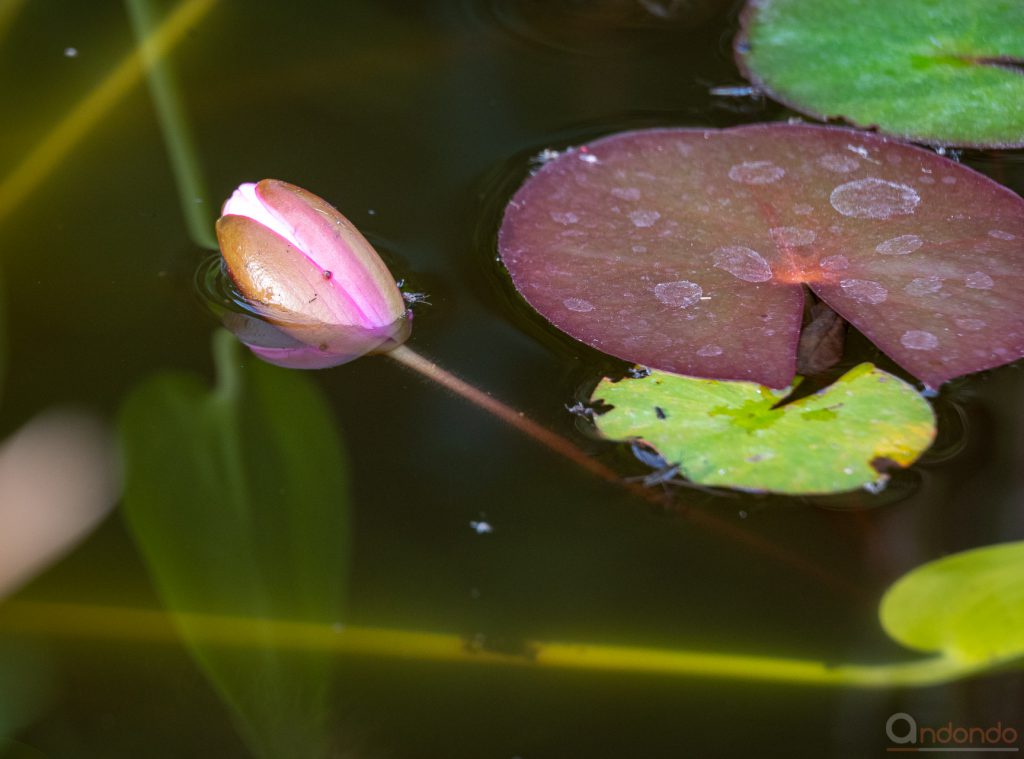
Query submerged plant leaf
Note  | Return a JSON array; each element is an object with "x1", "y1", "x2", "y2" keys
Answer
[
  {"x1": 119, "y1": 330, "x2": 349, "y2": 759},
  {"x1": 735, "y1": 0, "x2": 1024, "y2": 147},
  {"x1": 880, "y1": 541, "x2": 1024, "y2": 664},
  {"x1": 591, "y1": 363, "x2": 935, "y2": 495},
  {"x1": 498, "y1": 125, "x2": 1024, "y2": 388}
]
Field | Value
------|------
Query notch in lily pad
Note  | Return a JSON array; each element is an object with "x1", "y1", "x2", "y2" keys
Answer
[
  {"x1": 498, "y1": 124, "x2": 1024, "y2": 390},
  {"x1": 591, "y1": 363, "x2": 936, "y2": 495}
]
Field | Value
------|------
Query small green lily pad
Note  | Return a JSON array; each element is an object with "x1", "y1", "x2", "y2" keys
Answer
[
  {"x1": 736, "y1": 0, "x2": 1024, "y2": 147},
  {"x1": 880, "y1": 541, "x2": 1024, "y2": 664},
  {"x1": 591, "y1": 363, "x2": 935, "y2": 495}
]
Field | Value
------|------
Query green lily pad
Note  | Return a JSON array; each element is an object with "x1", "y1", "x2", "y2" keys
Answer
[
  {"x1": 736, "y1": 0, "x2": 1024, "y2": 147},
  {"x1": 591, "y1": 363, "x2": 935, "y2": 494},
  {"x1": 880, "y1": 541, "x2": 1024, "y2": 664}
]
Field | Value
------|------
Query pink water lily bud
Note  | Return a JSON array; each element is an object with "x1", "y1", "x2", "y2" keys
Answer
[{"x1": 215, "y1": 179, "x2": 409, "y2": 368}]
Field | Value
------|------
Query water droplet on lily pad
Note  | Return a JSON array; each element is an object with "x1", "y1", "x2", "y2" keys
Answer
[
  {"x1": 817, "y1": 153, "x2": 860, "y2": 173},
  {"x1": 904, "y1": 277, "x2": 943, "y2": 297},
  {"x1": 712, "y1": 245, "x2": 773, "y2": 283},
  {"x1": 901, "y1": 330, "x2": 939, "y2": 351},
  {"x1": 965, "y1": 272, "x2": 994, "y2": 290},
  {"x1": 830, "y1": 178, "x2": 920, "y2": 219},
  {"x1": 654, "y1": 280, "x2": 703, "y2": 308},
  {"x1": 876, "y1": 234, "x2": 924, "y2": 256},
  {"x1": 563, "y1": 297, "x2": 595, "y2": 313},
  {"x1": 728, "y1": 160, "x2": 785, "y2": 184},
  {"x1": 769, "y1": 226, "x2": 816, "y2": 246},
  {"x1": 840, "y1": 279, "x2": 887, "y2": 304}
]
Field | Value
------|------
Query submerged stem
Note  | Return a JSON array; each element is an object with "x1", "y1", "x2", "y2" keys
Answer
[
  {"x1": 384, "y1": 344, "x2": 867, "y2": 600},
  {"x1": 0, "y1": 0, "x2": 215, "y2": 223},
  {"x1": 126, "y1": 0, "x2": 218, "y2": 250},
  {"x1": 385, "y1": 343, "x2": 626, "y2": 487},
  {"x1": 0, "y1": 601, "x2": 998, "y2": 688}
]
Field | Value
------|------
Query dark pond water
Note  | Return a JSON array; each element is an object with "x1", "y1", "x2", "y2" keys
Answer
[{"x1": 1, "y1": 1, "x2": 1023, "y2": 757}]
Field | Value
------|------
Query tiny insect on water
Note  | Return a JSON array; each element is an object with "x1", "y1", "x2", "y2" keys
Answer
[
  {"x1": 626, "y1": 441, "x2": 681, "y2": 486},
  {"x1": 395, "y1": 278, "x2": 431, "y2": 306},
  {"x1": 402, "y1": 291, "x2": 431, "y2": 305},
  {"x1": 626, "y1": 440, "x2": 733, "y2": 496},
  {"x1": 565, "y1": 401, "x2": 597, "y2": 419}
]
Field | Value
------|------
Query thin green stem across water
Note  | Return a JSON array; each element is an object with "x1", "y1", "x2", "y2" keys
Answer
[{"x1": 0, "y1": 600, "x2": 993, "y2": 688}]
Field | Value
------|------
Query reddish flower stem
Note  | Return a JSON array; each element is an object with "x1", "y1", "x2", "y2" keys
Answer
[{"x1": 384, "y1": 344, "x2": 867, "y2": 601}]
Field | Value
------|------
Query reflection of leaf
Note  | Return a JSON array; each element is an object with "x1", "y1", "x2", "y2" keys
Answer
[
  {"x1": 735, "y1": 0, "x2": 1024, "y2": 148},
  {"x1": 119, "y1": 330, "x2": 349, "y2": 759},
  {"x1": 880, "y1": 541, "x2": 1024, "y2": 665},
  {"x1": 592, "y1": 363, "x2": 935, "y2": 495},
  {"x1": 796, "y1": 300, "x2": 845, "y2": 376},
  {"x1": 498, "y1": 125, "x2": 1024, "y2": 389}
]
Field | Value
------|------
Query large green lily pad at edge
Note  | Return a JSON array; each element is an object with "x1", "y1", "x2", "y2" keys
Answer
[
  {"x1": 592, "y1": 363, "x2": 935, "y2": 495},
  {"x1": 736, "y1": 0, "x2": 1024, "y2": 147},
  {"x1": 880, "y1": 541, "x2": 1024, "y2": 664}
]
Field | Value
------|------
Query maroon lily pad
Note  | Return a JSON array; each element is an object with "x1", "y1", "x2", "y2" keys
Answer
[{"x1": 497, "y1": 124, "x2": 1024, "y2": 388}]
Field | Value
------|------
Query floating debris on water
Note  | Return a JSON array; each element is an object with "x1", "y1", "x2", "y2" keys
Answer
[{"x1": 469, "y1": 519, "x2": 493, "y2": 535}]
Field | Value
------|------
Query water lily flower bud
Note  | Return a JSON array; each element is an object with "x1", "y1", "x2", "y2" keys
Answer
[{"x1": 215, "y1": 179, "x2": 409, "y2": 368}]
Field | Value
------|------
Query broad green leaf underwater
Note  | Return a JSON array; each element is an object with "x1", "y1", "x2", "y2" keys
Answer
[
  {"x1": 880, "y1": 541, "x2": 1024, "y2": 665},
  {"x1": 119, "y1": 330, "x2": 349, "y2": 759},
  {"x1": 498, "y1": 125, "x2": 1024, "y2": 389},
  {"x1": 591, "y1": 363, "x2": 935, "y2": 495},
  {"x1": 736, "y1": 0, "x2": 1024, "y2": 148}
]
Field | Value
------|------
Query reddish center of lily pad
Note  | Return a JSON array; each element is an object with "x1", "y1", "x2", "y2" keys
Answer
[{"x1": 497, "y1": 124, "x2": 1024, "y2": 388}]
